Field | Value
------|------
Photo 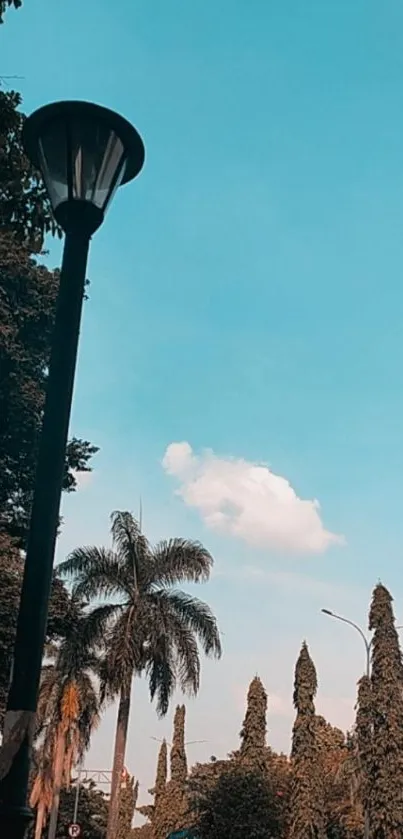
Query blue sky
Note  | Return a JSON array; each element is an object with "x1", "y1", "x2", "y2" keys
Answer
[{"x1": 4, "y1": 0, "x2": 403, "y2": 811}]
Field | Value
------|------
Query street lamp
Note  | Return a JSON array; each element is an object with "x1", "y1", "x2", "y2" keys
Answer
[
  {"x1": 321, "y1": 608, "x2": 372, "y2": 677},
  {"x1": 321, "y1": 608, "x2": 371, "y2": 839},
  {"x1": 321, "y1": 608, "x2": 403, "y2": 839},
  {"x1": 0, "y1": 101, "x2": 145, "y2": 839},
  {"x1": 321, "y1": 608, "x2": 403, "y2": 679}
]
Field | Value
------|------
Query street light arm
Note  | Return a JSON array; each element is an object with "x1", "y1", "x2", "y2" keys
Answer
[
  {"x1": 321, "y1": 608, "x2": 372, "y2": 677},
  {"x1": 325, "y1": 611, "x2": 370, "y2": 651}
]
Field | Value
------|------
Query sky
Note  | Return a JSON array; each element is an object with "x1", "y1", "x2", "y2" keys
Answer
[{"x1": 3, "y1": 0, "x2": 403, "y2": 815}]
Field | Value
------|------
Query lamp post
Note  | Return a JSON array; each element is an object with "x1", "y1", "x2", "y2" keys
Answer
[
  {"x1": 321, "y1": 608, "x2": 371, "y2": 839},
  {"x1": 0, "y1": 101, "x2": 145, "y2": 839},
  {"x1": 321, "y1": 609, "x2": 403, "y2": 839}
]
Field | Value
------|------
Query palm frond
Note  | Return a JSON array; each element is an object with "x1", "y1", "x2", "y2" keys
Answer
[
  {"x1": 59, "y1": 546, "x2": 130, "y2": 602},
  {"x1": 110, "y1": 510, "x2": 151, "y2": 591},
  {"x1": 145, "y1": 594, "x2": 200, "y2": 695},
  {"x1": 151, "y1": 589, "x2": 222, "y2": 658},
  {"x1": 60, "y1": 546, "x2": 130, "y2": 601},
  {"x1": 99, "y1": 606, "x2": 139, "y2": 700},
  {"x1": 146, "y1": 633, "x2": 176, "y2": 717},
  {"x1": 150, "y1": 539, "x2": 214, "y2": 587},
  {"x1": 78, "y1": 603, "x2": 123, "y2": 654}
]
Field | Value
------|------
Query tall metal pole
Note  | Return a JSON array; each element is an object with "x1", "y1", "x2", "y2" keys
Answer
[
  {"x1": 321, "y1": 609, "x2": 371, "y2": 839},
  {"x1": 73, "y1": 766, "x2": 82, "y2": 825},
  {"x1": 0, "y1": 232, "x2": 91, "y2": 839}
]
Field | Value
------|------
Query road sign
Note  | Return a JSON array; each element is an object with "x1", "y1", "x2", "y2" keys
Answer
[{"x1": 68, "y1": 825, "x2": 81, "y2": 838}]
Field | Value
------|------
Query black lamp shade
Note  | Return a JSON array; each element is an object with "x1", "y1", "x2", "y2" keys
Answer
[{"x1": 23, "y1": 101, "x2": 145, "y2": 234}]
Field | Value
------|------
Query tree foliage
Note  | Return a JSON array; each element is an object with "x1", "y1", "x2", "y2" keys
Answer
[
  {"x1": 0, "y1": 89, "x2": 98, "y2": 546},
  {"x1": 354, "y1": 675, "x2": 372, "y2": 835},
  {"x1": 154, "y1": 739, "x2": 168, "y2": 802},
  {"x1": 368, "y1": 583, "x2": 403, "y2": 838},
  {"x1": 117, "y1": 774, "x2": 139, "y2": 839},
  {"x1": 171, "y1": 706, "x2": 187, "y2": 785},
  {"x1": 289, "y1": 642, "x2": 325, "y2": 839},
  {"x1": 59, "y1": 511, "x2": 221, "y2": 839},
  {"x1": 195, "y1": 766, "x2": 280, "y2": 839},
  {"x1": 0, "y1": 0, "x2": 22, "y2": 25},
  {"x1": 32, "y1": 601, "x2": 101, "y2": 839},
  {"x1": 0, "y1": 90, "x2": 56, "y2": 247},
  {"x1": 37, "y1": 781, "x2": 108, "y2": 839},
  {"x1": 142, "y1": 706, "x2": 191, "y2": 839},
  {"x1": 0, "y1": 532, "x2": 77, "y2": 729},
  {"x1": 238, "y1": 676, "x2": 267, "y2": 771}
]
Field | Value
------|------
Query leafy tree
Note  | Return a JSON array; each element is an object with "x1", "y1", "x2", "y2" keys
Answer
[
  {"x1": 238, "y1": 676, "x2": 267, "y2": 771},
  {"x1": 354, "y1": 675, "x2": 372, "y2": 838},
  {"x1": 331, "y1": 731, "x2": 365, "y2": 839},
  {"x1": 152, "y1": 706, "x2": 190, "y2": 839},
  {"x1": 315, "y1": 717, "x2": 360, "y2": 839},
  {"x1": 0, "y1": 532, "x2": 76, "y2": 729},
  {"x1": 154, "y1": 739, "x2": 168, "y2": 803},
  {"x1": 171, "y1": 705, "x2": 188, "y2": 784},
  {"x1": 44, "y1": 780, "x2": 108, "y2": 839},
  {"x1": 0, "y1": 89, "x2": 98, "y2": 546},
  {"x1": 117, "y1": 774, "x2": 139, "y2": 839},
  {"x1": 131, "y1": 826, "x2": 152, "y2": 839},
  {"x1": 0, "y1": 90, "x2": 56, "y2": 248},
  {"x1": 59, "y1": 511, "x2": 222, "y2": 839},
  {"x1": 368, "y1": 583, "x2": 403, "y2": 838},
  {"x1": 0, "y1": 0, "x2": 22, "y2": 25},
  {"x1": 195, "y1": 765, "x2": 280, "y2": 839},
  {"x1": 188, "y1": 676, "x2": 288, "y2": 838},
  {"x1": 137, "y1": 740, "x2": 168, "y2": 828},
  {"x1": 289, "y1": 641, "x2": 325, "y2": 839},
  {"x1": 32, "y1": 601, "x2": 101, "y2": 839}
]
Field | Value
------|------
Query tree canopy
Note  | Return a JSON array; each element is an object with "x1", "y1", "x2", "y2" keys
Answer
[
  {"x1": 367, "y1": 583, "x2": 403, "y2": 837},
  {"x1": 0, "y1": 532, "x2": 78, "y2": 729},
  {"x1": 289, "y1": 642, "x2": 325, "y2": 839},
  {"x1": 59, "y1": 510, "x2": 221, "y2": 839},
  {"x1": 195, "y1": 766, "x2": 280, "y2": 839},
  {"x1": 0, "y1": 0, "x2": 22, "y2": 24},
  {"x1": 238, "y1": 676, "x2": 268, "y2": 771}
]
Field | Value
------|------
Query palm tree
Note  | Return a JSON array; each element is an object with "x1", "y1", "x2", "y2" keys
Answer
[
  {"x1": 32, "y1": 603, "x2": 101, "y2": 839},
  {"x1": 58, "y1": 510, "x2": 222, "y2": 839}
]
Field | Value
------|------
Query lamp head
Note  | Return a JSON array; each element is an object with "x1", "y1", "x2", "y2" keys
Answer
[{"x1": 22, "y1": 100, "x2": 145, "y2": 236}]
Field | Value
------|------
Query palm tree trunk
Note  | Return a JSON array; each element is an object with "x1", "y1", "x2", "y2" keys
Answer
[
  {"x1": 35, "y1": 799, "x2": 46, "y2": 839},
  {"x1": 47, "y1": 729, "x2": 65, "y2": 839},
  {"x1": 106, "y1": 681, "x2": 133, "y2": 839}
]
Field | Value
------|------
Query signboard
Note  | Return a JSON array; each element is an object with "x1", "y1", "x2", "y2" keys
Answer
[{"x1": 68, "y1": 825, "x2": 81, "y2": 838}]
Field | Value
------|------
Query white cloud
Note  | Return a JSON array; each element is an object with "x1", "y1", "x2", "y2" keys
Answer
[{"x1": 162, "y1": 442, "x2": 343, "y2": 555}]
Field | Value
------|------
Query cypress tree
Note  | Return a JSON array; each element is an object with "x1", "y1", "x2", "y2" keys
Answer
[
  {"x1": 137, "y1": 741, "x2": 167, "y2": 826},
  {"x1": 239, "y1": 676, "x2": 267, "y2": 770},
  {"x1": 368, "y1": 583, "x2": 403, "y2": 837},
  {"x1": 154, "y1": 739, "x2": 167, "y2": 804},
  {"x1": 355, "y1": 674, "x2": 372, "y2": 836},
  {"x1": 153, "y1": 707, "x2": 189, "y2": 839},
  {"x1": 117, "y1": 775, "x2": 138, "y2": 839},
  {"x1": 289, "y1": 641, "x2": 325, "y2": 839},
  {"x1": 170, "y1": 705, "x2": 187, "y2": 784}
]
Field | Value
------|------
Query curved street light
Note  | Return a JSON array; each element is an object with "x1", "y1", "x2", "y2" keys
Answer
[
  {"x1": 321, "y1": 608, "x2": 372, "y2": 677},
  {"x1": 321, "y1": 608, "x2": 403, "y2": 839},
  {"x1": 321, "y1": 608, "x2": 403, "y2": 679},
  {"x1": 0, "y1": 101, "x2": 145, "y2": 839}
]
